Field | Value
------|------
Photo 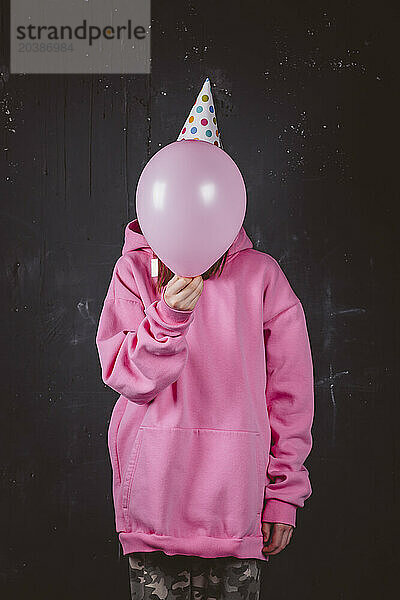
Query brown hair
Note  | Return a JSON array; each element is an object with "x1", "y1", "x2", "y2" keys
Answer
[{"x1": 154, "y1": 251, "x2": 229, "y2": 295}]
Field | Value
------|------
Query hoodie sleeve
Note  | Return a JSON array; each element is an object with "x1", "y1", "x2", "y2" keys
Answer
[
  {"x1": 95, "y1": 255, "x2": 195, "y2": 405},
  {"x1": 261, "y1": 256, "x2": 314, "y2": 528}
]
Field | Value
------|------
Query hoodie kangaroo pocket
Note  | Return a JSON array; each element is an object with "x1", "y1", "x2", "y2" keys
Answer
[{"x1": 121, "y1": 426, "x2": 265, "y2": 539}]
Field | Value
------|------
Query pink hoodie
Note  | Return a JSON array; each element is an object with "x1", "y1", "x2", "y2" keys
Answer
[{"x1": 95, "y1": 219, "x2": 314, "y2": 562}]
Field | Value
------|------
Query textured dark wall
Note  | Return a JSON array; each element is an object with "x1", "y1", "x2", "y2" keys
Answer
[{"x1": 0, "y1": 1, "x2": 397, "y2": 598}]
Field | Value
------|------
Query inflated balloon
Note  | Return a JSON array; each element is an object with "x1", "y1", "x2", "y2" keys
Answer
[{"x1": 136, "y1": 140, "x2": 247, "y2": 277}]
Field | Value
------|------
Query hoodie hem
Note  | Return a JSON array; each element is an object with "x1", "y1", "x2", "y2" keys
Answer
[{"x1": 119, "y1": 531, "x2": 269, "y2": 562}]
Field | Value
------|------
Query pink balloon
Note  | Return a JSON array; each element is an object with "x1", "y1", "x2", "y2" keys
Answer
[{"x1": 136, "y1": 140, "x2": 247, "y2": 277}]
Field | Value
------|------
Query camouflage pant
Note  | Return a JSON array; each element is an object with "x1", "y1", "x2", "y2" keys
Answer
[{"x1": 128, "y1": 551, "x2": 262, "y2": 600}]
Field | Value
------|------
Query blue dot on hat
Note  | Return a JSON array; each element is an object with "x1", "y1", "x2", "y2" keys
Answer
[
  {"x1": 205, "y1": 130, "x2": 212, "y2": 137},
  {"x1": 209, "y1": 106, "x2": 214, "y2": 113},
  {"x1": 191, "y1": 126, "x2": 197, "y2": 134},
  {"x1": 196, "y1": 106, "x2": 203, "y2": 113}
]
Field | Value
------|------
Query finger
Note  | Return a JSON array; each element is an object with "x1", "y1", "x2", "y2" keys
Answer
[
  {"x1": 166, "y1": 274, "x2": 180, "y2": 290},
  {"x1": 281, "y1": 527, "x2": 291, "y2": 548},
  {"x1": 261, "y1": 522, "x2": 272, "y2": 545},
  {"x1": 267, "y1": 541, "x2": 285, "y2": 555},
  {"x1": 268, "y1": 526, "x2": 293, "y2": 555},
  {"x1": 175, "y1": 276, "x2": 203, "y2": 300},
  {"x1": 165, "y1": 276, "x2": 203, "y2": 310},
  {"x1": 262, "y1": 525, "x2": 285, "y2": 554},
  {"x1": 164, "y1": 275, "x2": 203, "y2": 310},
  {"x1": 262, "y1": 527, "x2": 281, "y2": 553},
  {"x1": 168, "y1": 276, "x2": 194, "y2": 295},
  {"x1": 174, "y1": 274, "x2": 202, "y2": 286},
  {"x1": 179, "y1": 279, "x2": 204, "y2": 309},
  {"x1": 176, "y1": 274, "x2": 202, "y2": 282}
]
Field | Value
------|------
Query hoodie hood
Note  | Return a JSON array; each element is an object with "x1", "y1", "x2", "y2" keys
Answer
[{"x1": 122, "y1": 218, "x2": 253, "y2": 265}]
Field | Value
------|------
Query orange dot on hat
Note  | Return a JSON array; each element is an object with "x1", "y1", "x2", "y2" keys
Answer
[
  {"x1": 214, "y1": 141, "x2": 219, "y2": 146},
  {"x1": 189, "y1": 116, "x2": 194, "y2": 123},
  {"x1": 202, "y1": 94, "x2": 209, "y2": 102},
  {"x1": 216, "y1": 130, "x2": 219, "y2": 136}
]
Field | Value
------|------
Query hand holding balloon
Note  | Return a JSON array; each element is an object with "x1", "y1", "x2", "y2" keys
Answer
[{"x1": 164, "y1": 274, "x2": 204, "y2": 311}]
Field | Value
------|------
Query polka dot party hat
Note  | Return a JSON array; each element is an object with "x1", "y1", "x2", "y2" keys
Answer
[{"x1": 177, "y1": 77, "x2": 223, "y2": 149}]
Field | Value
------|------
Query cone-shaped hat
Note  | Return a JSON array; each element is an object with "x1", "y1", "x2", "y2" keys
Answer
[{"x1": 177, "y1": 77, "x2": 223, "y2": 149}]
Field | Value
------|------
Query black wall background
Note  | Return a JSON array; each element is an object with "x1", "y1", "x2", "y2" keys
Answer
[{"x1": 0, "y1": 1, "x2": 398, "y2": 598}]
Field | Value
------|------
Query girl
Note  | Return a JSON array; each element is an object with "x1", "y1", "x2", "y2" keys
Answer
[{"x1": 95, "y1": 217, "x2": 314, "y2": 599}]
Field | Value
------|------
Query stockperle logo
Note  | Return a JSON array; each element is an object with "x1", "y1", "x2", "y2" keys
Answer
[{"x1": 10, "y1": 0, "x2": 151, "y2": 74}]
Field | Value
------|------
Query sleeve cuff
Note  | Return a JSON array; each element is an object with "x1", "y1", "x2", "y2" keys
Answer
[
  {"x1": 261, "y1": 499, "x2": 297, "y2": 527},
  {"x1": 156, "y1": 288, "x2": 195, "y2": 325}
]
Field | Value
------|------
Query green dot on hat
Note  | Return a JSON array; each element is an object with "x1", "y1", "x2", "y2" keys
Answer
[{"x1": 205, "y1": 130, "x2": 212, "y2": 137}]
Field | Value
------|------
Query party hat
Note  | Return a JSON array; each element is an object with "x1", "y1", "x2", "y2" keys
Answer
[{"x1": 177, "y1": 77, "x2": 223, "y2": 149}]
